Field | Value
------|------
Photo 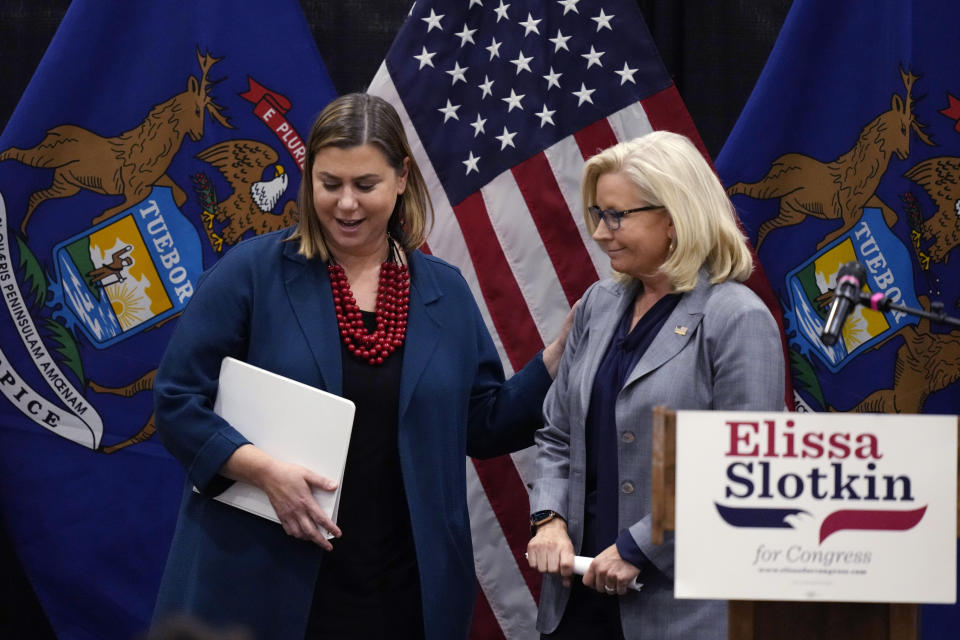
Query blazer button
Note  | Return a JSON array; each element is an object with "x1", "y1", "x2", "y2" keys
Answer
[
  {"x1": 621, "y1": 481, "x2": 635, "y2": 494},
  {"x1": 621, "y1": 431, "x2": 635, "y2": 443}
]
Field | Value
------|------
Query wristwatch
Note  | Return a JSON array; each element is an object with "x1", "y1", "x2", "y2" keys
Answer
[{"x1": 529, "y1": 510, "x2": 563, "y2": 537}]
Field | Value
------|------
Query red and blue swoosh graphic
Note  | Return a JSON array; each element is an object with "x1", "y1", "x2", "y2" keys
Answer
[{"x1": 715, "y1": 503, "x2": 927, "y2": 543}]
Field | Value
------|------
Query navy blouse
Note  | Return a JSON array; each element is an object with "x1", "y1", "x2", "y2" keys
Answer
[{"x1": 582, "y1": 291, "x2": 681, "y2": 568}]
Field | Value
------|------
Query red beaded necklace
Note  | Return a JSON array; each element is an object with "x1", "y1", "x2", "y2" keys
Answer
[{"x1": 327, "y1": 241, "x2": 410, "y2": 365}]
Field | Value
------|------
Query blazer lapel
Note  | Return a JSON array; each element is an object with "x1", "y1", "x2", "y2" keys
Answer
[
  {"x1": 577, "y1": 280, "x2": 638, "y2": 414},
  {"x1": 398, "y1": 251, "x2": 442, "y2": 419},
  {"x1": 281, "y1": 242, "x2": 343, "y2": 395},
  {"x1": 622, "y1": 271, "x2": 710, "y2": 389}
]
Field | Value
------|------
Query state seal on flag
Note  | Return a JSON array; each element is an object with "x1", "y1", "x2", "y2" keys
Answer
[
  {"x1": 49, "y1": 187, "x2": 202, "y2": 349},
  {"x1": 783, "y1": 207, "x2": 921, "y2": 372}
]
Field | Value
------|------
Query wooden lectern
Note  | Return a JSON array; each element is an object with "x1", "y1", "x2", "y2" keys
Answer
[{"x1": 650, "y1": 406, "x2": 960, "y2": 640}]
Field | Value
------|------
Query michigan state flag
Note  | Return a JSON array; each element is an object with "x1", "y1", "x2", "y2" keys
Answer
[
  {"x1": 717, "y1": 1, "x2": 959, "y2": 635},
  {"x1": 0, "y1": 1, "x2": 335, "y2": 637}
]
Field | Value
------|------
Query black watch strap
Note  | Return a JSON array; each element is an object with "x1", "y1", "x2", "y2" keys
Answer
[{"x1": 529, "y1": 510, "x2": 563, "y2": 536}]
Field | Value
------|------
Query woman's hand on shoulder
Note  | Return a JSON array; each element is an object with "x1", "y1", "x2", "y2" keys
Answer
[
  {"x1": 526, "y1": 518, "x2": 575, "y2": 587},
  {"x1": 542, "y1": 299, "x2": 580, "y2": 379},
  {"x1": 223, "y1": 444, "x2": 341, "y2": 550},
  {"x1": 583, "y1": 543, "x2": 641, "y2": 596}
]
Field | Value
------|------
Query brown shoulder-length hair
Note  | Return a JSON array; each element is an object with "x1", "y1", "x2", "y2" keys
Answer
[{"x1": 289, "y1": 93, "x2": 433, "y2": 260}]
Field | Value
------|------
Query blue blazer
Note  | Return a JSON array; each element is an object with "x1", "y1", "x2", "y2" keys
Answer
[
  {"x1": 152, "y1": 229, "x2": 552, "y2": 639},
  {"x1": 530, "y1": 272, "x2": 785, "y2": 639}
]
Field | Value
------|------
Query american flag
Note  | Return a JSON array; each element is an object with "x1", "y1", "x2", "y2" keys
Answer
[{"x1": 369, "y1": 1, "x2": 713, "y2": 637}]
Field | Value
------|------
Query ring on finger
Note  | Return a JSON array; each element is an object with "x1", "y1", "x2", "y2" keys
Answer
[{"x1": 604, "y1": 584, "x2": 616, "y2": 594}]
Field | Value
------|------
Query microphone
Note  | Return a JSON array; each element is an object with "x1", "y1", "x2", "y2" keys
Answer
[
  {"x1": 861, "y1": 290, "x2": 892, "y2": 312},
  {"x1": 820, "y1": 262, "x2": 866, "y2": 347}
]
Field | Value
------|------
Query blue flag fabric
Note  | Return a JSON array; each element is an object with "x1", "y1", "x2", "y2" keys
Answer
[
  {"x1": 0, "y1": 2, "x2": 335, "y2": 637},
  {"x1": 384, "y1": 0, "x2": 674, "y2": 208},
  {"x1": 717, "y1": 1, "x2": 959, "y2": 634}
]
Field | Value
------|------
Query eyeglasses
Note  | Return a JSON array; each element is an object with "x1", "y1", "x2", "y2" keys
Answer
[{"x1": 588, "y1": 204, "x2": 664, "y2": 230}]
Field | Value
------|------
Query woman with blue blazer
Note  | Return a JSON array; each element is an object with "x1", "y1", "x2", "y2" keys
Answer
[
  {"x1": 527, "y1": 131, "x2": 785, "y2": 639},
  {"x1": 152, "y1": 94, "x2": 570, "y2": 639}
]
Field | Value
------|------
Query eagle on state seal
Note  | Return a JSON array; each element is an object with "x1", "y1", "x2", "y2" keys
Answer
[{"x1": 192, "y1": 138, "x2": 298, "y2": 252}]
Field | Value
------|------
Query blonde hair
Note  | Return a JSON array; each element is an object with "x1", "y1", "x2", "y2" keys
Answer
[
  {"x1": 581, "y1": 130, "x2": 753, "y2": 291},
  {"x1": 290, "y1": 93, "x2": 433, "y2": 260}
]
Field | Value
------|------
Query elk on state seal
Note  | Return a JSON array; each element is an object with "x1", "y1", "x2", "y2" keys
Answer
[{"x1": 0, "y1": 49, "x2": 233, "y2": 236}]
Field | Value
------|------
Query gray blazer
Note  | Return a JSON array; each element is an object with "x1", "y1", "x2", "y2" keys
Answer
[{"x1": 531, "y1": 270, "x2": 785, "y2": 639}]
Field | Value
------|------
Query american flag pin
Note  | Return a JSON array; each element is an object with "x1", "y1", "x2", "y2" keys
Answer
[{"x1": 674, "y1": 326, "x2": 688, "y2": 336}]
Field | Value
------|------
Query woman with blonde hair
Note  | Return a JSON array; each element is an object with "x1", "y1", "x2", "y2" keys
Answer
[{"x1": 527, "y1": 130, "x2": 784, "y2": 639}]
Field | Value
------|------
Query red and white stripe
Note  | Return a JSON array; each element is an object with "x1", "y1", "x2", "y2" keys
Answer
[{"x1": 370, "y1": 65, "x2": 702, "y2": 639}]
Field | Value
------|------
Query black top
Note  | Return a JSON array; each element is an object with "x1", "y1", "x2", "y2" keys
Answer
[{"x1": 306, "y1": 311, "x2": 424, "y2": 639}]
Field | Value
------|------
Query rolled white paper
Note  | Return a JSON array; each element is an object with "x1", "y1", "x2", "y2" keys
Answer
[
  {"x1": 572, "y1": 555, "x2": 593, "y2": 576},
  {"x1": 573, "y1": 555, "x2": 644, "y2": 592},
  {"x1": 524, "y1": 553, "x2": 644, "y2": 592}
]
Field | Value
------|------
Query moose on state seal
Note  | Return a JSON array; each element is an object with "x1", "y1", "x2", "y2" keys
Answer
[{"x1": 843, "y1": 297, "x2": 960, "y2": 414}]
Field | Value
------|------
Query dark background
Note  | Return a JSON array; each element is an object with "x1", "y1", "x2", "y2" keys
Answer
[{"x1": 0, "y1": 0, "x2": 791, "y2": 636}]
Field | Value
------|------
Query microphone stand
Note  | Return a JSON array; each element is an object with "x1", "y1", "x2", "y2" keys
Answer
[{"x1": 858, "y1": 293, "x2": 960, "y2": 329}]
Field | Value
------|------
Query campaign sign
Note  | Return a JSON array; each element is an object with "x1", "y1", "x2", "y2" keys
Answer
[{"x1": 675, "y1": 410, "x2": 956, "y2": 603}]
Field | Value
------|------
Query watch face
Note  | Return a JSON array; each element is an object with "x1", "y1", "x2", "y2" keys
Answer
[
  {"x1": 532, "y1": 510, "x2": 555, "y2": 524},
  {"x1": 530, "y1": 511, "x2": 559, "y2": 536}
]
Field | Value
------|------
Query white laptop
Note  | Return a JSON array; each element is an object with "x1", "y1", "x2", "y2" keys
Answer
[{"x1": 202, "y1": 356, "x2": 355, "y2": 538}]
